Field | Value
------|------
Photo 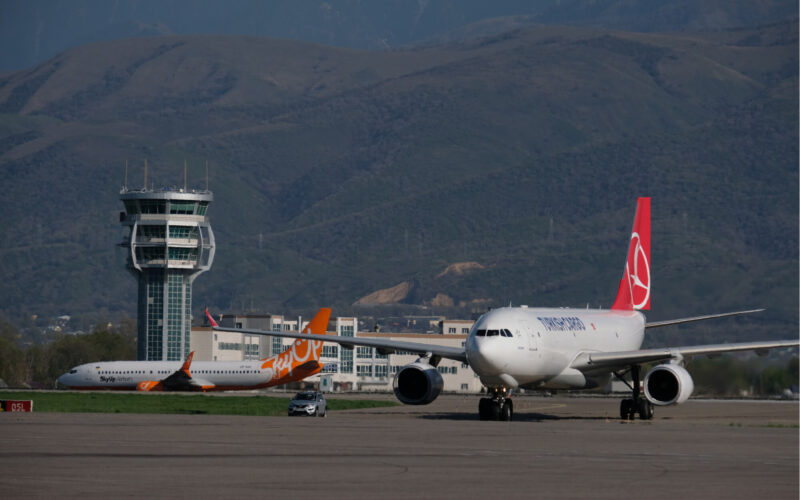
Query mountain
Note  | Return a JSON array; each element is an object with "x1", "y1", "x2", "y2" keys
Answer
[
  {"x1": 1, "y1": 0, "x2": 796, "y2": 73},
  {"x1": 0, "y1": 20, "x2": 796, "y2": 347}
]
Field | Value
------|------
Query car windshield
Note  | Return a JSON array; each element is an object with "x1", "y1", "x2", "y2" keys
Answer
[{"x1": 294, "y1": 393, "x2": 316, "y2": 401}]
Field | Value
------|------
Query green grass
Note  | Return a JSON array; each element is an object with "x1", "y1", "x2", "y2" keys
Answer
[{"x1": 0, "y1": 391, "x2": 397, "y2": 416}]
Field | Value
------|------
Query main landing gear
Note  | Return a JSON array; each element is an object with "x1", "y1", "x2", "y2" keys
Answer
[
  {"x1": 615, "y1": 365, "x2": 654, "y2": 421},
  {"x1": 479, "y1": 387, "x2": 513, "y2": 421}
]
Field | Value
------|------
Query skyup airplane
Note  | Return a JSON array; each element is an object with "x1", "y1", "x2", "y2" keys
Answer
[
  {"x1": 56, "y1": 308, "x2": 331, "y2": 391},
  {"x1": 210, "y1": 198, "x2": 798, "y2": 421}
]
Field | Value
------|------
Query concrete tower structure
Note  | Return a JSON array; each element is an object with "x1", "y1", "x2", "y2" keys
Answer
[{"x1": 120, "y1": 186, "x2": 215, "y2": 361}]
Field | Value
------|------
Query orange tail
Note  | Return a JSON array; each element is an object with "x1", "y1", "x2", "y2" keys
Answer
[
  {"x1": 301, "y1": 307, "x2": 331, "y2": 360},
  {"x1": 260, "y1": 308, "x2": 331, "y2": 381},
  {"x1": 612, "y1": 197, "x2": 651, "y2": 311}
]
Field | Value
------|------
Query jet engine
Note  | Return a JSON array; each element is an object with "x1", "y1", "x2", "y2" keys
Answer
[
  {"x1": 643, "y1": 363, "x2": 694, "y2": 406},
  {"x1": 392, "y1": 361, "x2": 444, "y2": 405}
]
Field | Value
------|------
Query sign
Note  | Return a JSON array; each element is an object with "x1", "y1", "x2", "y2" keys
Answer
[{"x1": 0, "y1": 400, "x2": 33, "y2": 412}]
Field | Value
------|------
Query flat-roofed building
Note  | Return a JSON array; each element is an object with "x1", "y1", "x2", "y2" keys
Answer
[{"x1": 440, "y1": 319, "x2": 475, "y2": 335}]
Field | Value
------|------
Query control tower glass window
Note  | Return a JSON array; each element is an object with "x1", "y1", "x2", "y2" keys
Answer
[
  {"x1": 139, "y1": 226, "x2": 165, "y2": 239},
  {"x1": 140, "y1": 200, "x2": 166, "y2": 214},
  {"x1": 197, "y1": 202, "x2": 209, "y2": 215},
  {"x1": 168, "y1": 226, "x2": 197, "y2": 239},
  {"x1": 124, "y1": 200, "x2": 139, "y2": 214},
  {"x1": 169, "y1": 201, "x2": 195, "y2": 214}
]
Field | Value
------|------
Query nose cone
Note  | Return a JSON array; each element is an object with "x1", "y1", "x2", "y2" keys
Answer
[
  {"x1": 466, "y1": 337, "x2": 505, "y2": 376},
  {"x1": 56, "y1": 372, "x2": 73, "y2": 389}
]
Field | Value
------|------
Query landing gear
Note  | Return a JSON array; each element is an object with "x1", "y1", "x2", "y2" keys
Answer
[
  {"x1": 479, "y1": 387, "x2": 513, "y2": 421},
  {"x1": 620, "y1": 398, "x2": 635, "y2": 420},
  {"x1": 615, "y1": 365, "x2": 654, "y2": 421}
]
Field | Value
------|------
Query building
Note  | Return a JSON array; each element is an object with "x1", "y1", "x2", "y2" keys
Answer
[
  {"x1": 190, "y1": 315, "x2": 483, "y2": 393},
  {"x1": 120, "y1": 186, "x2": 215, "y2": 361},
  {"x1": 192, "y1": 313, "x2": 306, "y2": 362},
  {"x1": 439, "y1": 319, "x2": 475, "y2": 335}
]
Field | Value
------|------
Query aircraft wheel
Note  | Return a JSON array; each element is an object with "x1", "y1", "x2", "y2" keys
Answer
[
  {"x1": 479, "y1": 398, "x2": 501, "y2": 421},
  {"x1": 500, "y1": 400, "x2": 513, "y2": 421},
  {"x1": 637, "y1": 399, "x2": 654, "y2": 420},
  {"x1": 620, "y1": 399, "x2": 634, "y2": 420}
]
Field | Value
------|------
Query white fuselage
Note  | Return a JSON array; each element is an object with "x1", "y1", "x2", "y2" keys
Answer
[
  {"x1": 465, "y1": 307, "x2": 645, "y2": 390},
  {"x1": 57, "y1": 359, "x2": 273, "y2": 390}
]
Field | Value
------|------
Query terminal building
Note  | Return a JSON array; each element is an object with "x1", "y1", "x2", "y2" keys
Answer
[
  {"x1": 120, "y1": 186, "x2": 215, "y2": 361},
  {"x1": 191, "y1": 315, "x2": 483, "y2": 393}
]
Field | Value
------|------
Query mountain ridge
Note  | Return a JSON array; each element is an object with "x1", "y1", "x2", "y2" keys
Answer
[{"x1": 0, "y1": 20, "x2": 795, "y2": 347}]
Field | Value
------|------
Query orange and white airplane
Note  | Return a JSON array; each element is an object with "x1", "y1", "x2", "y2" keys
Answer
[{"x1": 56, "y1": 308, "x2": 331, "y2": 391}]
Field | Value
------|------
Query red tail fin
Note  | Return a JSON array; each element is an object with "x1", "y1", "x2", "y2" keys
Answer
[
  {"x1": 612, "y1": 197, "x2": 651, "y2": 311},
  {"x1": 204, "y1": 308, "x2": 219, "y2": 327}
]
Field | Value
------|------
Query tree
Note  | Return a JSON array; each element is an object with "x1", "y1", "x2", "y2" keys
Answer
[{"x1": 0, "y1": 314, "x2": 26, "y2": 387}]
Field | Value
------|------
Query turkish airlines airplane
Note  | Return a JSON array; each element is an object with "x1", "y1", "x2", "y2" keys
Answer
[
  {"x1": 211, "y1": 198, "x2": 798, "y2": 421},
  {"x1": 56, "y1": 308, "x2": 331, "y2": 391}
]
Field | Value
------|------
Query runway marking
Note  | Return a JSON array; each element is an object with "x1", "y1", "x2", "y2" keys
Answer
[{"x1": 521, "y1": 403, "x2": 568, "y2": 412}]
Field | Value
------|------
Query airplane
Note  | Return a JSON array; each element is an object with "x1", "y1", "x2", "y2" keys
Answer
[
  {"x1": 209, "y1": 198, "x2": 799, "y2": 421},
  {"x1": 56, "y1": 308, "x2": 331, "y2": 391}
]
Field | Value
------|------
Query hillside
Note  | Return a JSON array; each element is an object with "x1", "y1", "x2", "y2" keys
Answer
[
  {"x1": 1, "y1": 0, "x2": 796, "y2": 73},
  {"x1": 0, "y1": 21, "x2": 796, "y2": 346}
]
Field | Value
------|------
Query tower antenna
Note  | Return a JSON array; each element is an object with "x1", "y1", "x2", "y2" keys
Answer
[
  {"x1": 124, "y1": 160, "x2": 128, "y2": 191},
  {"x1": 205, "y1": 160, "x2": 209, "y2": 192},
  {"x1": 144, "y1": 159, "x2": 148, "y2": 190},
  {"x1": 184, "y1": 159, "x2": 187, "y2": 191}
]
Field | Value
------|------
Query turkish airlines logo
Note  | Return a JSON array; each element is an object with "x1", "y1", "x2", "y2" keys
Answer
[{"x1": 626, "y1": 232, "x2": 650, "y2": 309}]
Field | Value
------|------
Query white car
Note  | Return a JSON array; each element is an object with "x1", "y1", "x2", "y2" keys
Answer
[{"x1": 288, "y1": 391, "x2": 327, "y2": 417}]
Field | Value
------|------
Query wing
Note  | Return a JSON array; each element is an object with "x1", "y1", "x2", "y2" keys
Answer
[
  {"x1": 137, "y1": 351, "x2": 215, "y2": 391},
  {"x1": 211, "y1": 325, "x2": 468, "y2": 363},
  {"x1": 645, "y1": 309, "x2": 764, "y2": 328},
  {"x1": 571, "y1": 339, "x2": 799, "y2": 372}
]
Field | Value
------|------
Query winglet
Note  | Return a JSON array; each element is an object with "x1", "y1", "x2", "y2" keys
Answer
[
  {"x1": 204, "y1": 307, "x2": 219, "y2": 327},
  {"x1": 180, "y1": 351, "x2": 195, "y2": 375},
  {"x1": 612, "y1": 197, "x2": 651, "y2": 311}
]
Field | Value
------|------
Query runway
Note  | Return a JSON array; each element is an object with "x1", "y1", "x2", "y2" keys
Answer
[{"x1": 1, "y1": 395, "x2": 797, "y2": 499}]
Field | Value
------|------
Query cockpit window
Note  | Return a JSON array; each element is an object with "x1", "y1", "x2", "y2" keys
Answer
[{"x1": 477, "y1": 329, "x2": 513, "y2": 338}]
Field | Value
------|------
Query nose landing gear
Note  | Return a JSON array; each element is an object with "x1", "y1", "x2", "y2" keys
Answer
[{"x1": 479, "y1": 387, "x2": 513, "y2": 421}]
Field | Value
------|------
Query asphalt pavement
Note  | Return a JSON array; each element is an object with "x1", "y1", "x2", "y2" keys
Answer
[{"x1": 0, "y1": 394, "x2": 797, "y2": 499}]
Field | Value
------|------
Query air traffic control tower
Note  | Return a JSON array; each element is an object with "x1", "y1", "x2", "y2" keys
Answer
[{"x1": 119, "y1": 186, "x2": 215, "y2": 361}]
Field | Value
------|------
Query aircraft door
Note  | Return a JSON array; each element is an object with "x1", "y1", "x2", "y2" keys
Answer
[
  {"x1": 521, "y1": 321, "x2": 543, "y2": 367},
  {"x1": 522, "y1": 321, "x2": 538, "y2": 352}
]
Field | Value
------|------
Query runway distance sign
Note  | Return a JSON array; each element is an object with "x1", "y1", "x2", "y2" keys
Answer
[{"x1": 0, "y1": 400, "x2": 33, "y2": 412}]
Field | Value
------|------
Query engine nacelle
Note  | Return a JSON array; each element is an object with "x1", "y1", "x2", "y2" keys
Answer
[
  {"x1": 392, "y1": 361, "x2": 444, "y2": 405},
  {"x1": 644, "y1": 363, "x2": 694, "y2": 406}
]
